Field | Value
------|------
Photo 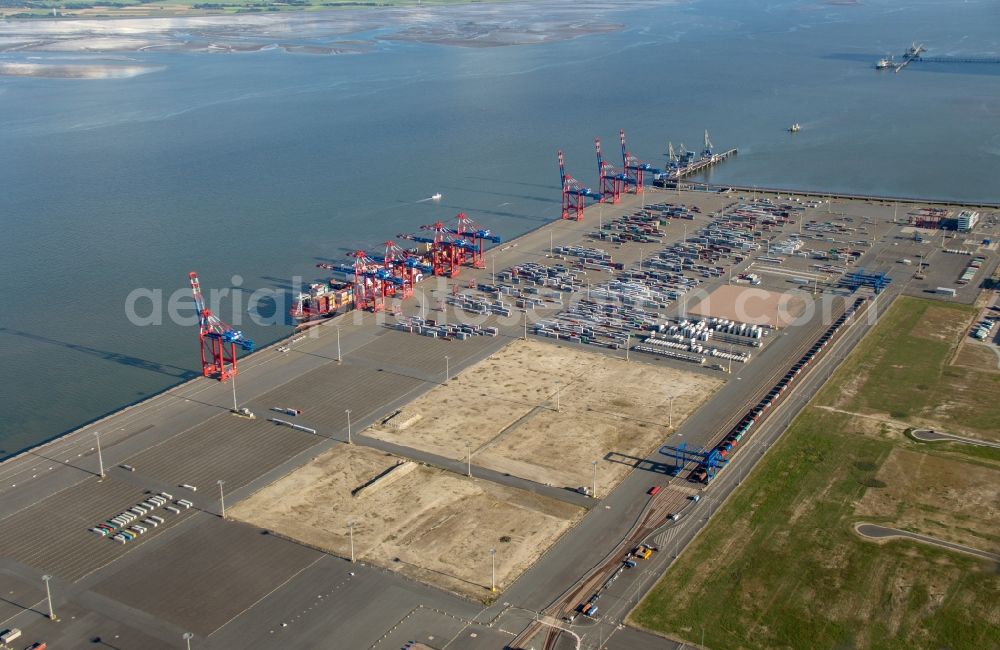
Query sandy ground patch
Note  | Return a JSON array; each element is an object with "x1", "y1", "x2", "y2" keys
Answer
[
  {"x1": 854, "y1": 447, "x2": 1000, "y2": 553},
  {"x1": 229, "y1": 444, "x2": 582, "y2": 600},
  {"x1": 368, "y1": 339, "x2": 722, "y2": 493},
  {"x1": 684, "y1": 284, "x2": 805, "y2": 328}
]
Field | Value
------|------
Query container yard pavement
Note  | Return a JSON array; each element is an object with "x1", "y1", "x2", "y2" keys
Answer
[
  {"x1": 629, "y1": 296, "x2": 1000, "y2": 650},
  {"x1": 366, "y1": 339, "x2": 722, "y2": 494},
  {"x1": 92, "y1": 516, "x2": 322, "y2": 637},
  {"x1": 230, "y1": 444, "x2": 583, "y2": 600},
  {"x1": 0, "y1": 187, "x2": 996, "y2": 649},
  {"x1": 0, "y1": 476, "x2": 196, "y2": 582}
]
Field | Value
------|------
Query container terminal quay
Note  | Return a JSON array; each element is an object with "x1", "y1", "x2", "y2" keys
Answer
[{"x1": 0, "y1": 144, "x2": 998, "y2": 650}]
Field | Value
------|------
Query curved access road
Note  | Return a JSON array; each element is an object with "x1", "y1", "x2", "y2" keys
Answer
[
  {"x1": 854, "y1": 523, "x2": 1000, "y2": 562},
  {"x1": 910, "y1": 429, "x2": 1000, "y2": 449}
]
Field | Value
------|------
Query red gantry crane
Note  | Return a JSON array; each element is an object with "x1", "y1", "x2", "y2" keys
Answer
[
  {"x1": 452, "y1": 212, "x2": 501, "y2": 267},
  {"x1": 595, "y1": 137, "x2": 631, "y2": 204},
  {"x1": 398, "y1": 222, "x2": 477, "y2": 278},
  {"x1": 424, "y1": 221, "x2": 466, "y2": 277},
  {"x1": 317, "y1": 250, "x2": 406, "y2": 313},
  {"x1": 620, "y1": 128, "x2": 660, "y2": 194},
  {"x1": 351, "y1": 249, "x2": 387, "y2": 312},
  {"x1": 395, "y1": 213, "x2": 500, "y2": 278},
  {"x1": 188, "y1": 272, "x2": 254, "y2": 381},
  {"x1": 383, "y1": 240, "x2": 430, "y2": 298},
  {"x1": 558, "y1": 150, "x2": 601, "y2": 221}
]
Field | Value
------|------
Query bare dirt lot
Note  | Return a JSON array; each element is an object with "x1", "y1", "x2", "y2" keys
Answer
[
  {"x1": 367, "y1": 339, "x2": 722, "y2": 493},
  {"x1": 229, "y1": 444, "x2": 582, "y2": 600},
  {"x1": 684, "y1": 284, "x2": 805, "y2": 328},
  {"x1": 854, "y1": 446, "x2": 1000, "y2": 553}
]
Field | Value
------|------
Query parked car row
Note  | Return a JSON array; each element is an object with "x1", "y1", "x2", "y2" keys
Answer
[{"x1": 971, "y1": 318, "x2": 996, "y2": 341}]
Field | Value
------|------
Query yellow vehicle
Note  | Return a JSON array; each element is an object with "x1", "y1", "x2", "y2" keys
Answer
[{"x1": 634, "y1": 546, "x2": 653, "y2": 560}]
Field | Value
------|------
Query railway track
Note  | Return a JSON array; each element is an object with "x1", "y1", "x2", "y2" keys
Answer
[
  {"x1": 667, "y1": 295, "x2": 852, "y2": 481},
  {"x1": 520, "y1": 292, "x2": 880, "y2": 650},
  {"x1": 538, "y1": 490, "x2": 683, "y2": 650}
]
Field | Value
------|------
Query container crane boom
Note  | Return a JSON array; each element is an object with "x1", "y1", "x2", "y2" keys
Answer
[{"x1": 188, "y1": 272, "x2": 253, "y2": 382}]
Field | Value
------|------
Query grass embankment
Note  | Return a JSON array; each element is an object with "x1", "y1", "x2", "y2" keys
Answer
[{"x1": 629, "y1": 297, "x2": 1000, "y2": 649}]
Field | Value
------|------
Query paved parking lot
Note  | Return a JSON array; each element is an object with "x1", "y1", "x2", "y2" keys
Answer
[
  {"x1": 252, "y1": 355, "x2": 427, "y2": 436},
  {"x1": 202, "y1": 553, "x2": 490, "y2": 650},
  {"x1": 122, "y1": 411, "x2": 320, "y2": 494},
  {"x1": 348, "y1": 327, "x2": 503, "y2": 377},
  {"x1": 368, "y1": 605, "x2": 513, "y2": 650},
  {"x1": 0, "y1": 477, "x2": 193, "y2": 582},
  {"x1": 0, "y1": 571, "x2": 44, "y2": 623},
  {"x1": 33, "y1": 598, "x2": 179, "y2": 650},
  {"x1": 93, "y1": 516, "x2": 321, "y2": 637}
]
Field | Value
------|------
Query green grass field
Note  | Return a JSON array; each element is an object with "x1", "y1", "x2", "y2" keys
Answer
[
  {"x1": 630, "y1": 407, "x2": 1000, "y2": 649},
  {"x1": 629, "y1": 297, "x2": 1000, "y2": 649},
  {"x1": 817, "y1": 296, "x2": 1000, "y2": 437}
]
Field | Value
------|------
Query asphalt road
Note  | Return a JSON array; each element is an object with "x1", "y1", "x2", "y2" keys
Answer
[
  {"x1": 911, "y1": 428, "x2": 1000, "y2": 449},
  {"x1": 855, "y1": 523, "x2": 1000, "y2": 563}
]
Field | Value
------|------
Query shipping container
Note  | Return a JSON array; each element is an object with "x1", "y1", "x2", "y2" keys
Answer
[{"x1": 0, "y1": 628, "x2": 22, "y2": 644}]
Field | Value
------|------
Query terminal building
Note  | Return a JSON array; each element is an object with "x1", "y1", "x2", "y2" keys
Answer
[{"x1": 957, "y1": 210, "x2": 979, "y2": 232}]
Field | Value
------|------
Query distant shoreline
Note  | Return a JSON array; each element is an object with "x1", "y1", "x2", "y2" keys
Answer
[
  {"x1": 0, "y1": 1, "x2": 638, "y2": 60},
  {"x1": 1, "y1": 0, "x2": 499, "y2": 21}
]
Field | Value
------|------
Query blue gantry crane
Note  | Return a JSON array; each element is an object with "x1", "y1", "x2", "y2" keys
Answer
[
  {"x1": 659, "y1": 442, "x2": 727, "y2": 483},
  {"x1": 840, "y1": 268, "x2": 891, "y2": 293}
]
